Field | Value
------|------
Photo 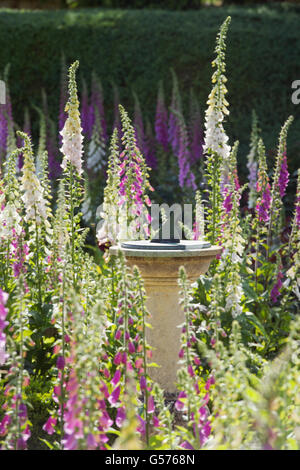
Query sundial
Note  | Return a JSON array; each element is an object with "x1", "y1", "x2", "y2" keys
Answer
[{"x1": 121, "y1": 210, "x2": 211, "y2": 251}]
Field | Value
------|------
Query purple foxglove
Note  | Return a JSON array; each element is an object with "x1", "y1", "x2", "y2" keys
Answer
[
  {"x1": 155, "y1": 82, "x2": 168, "y2": 152},
  {"x1": 278, "y1": 152, "x2": 289, "y2": 198}
]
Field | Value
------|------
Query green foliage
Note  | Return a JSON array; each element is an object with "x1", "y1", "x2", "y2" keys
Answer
[
  {"x1": 26, "y1": 375, "x2": 56, "y2": 450},
  {"x1": 1, "y1": 5, "x2": 300, "y2": 176}
]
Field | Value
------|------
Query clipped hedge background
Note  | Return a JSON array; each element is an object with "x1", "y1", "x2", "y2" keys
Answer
[{"x1": 0, "y1": 4, "x2": 300, "y2": 180}]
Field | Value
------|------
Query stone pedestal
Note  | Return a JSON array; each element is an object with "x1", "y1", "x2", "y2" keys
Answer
[{"x1": 109, "y1": 241, "x2": 222, "y2": 393}]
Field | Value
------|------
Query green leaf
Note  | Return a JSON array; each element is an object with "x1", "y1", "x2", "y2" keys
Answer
[
  {"x1": 287, "y1": 438, "x2": 299, "y2": 450},
  {"x1": 15, "y1": 329, "x2": 32, "y2": 342},
  {"x1": 149, "y1": 434, "x2": 170, "y2": 450},
  {"x1": 43, "y1": 337, "x2": 55, "y2": 345},
  {"x1": 175, "y1": 425, "x2": 188, "y2": 433},
  {"x1": 39, "y1": 438, "x2": 54, "y2": 450},
  {"x1": 247, "y1": 315, "x2": 268, "y2": 337},
  {"x1": 245, "y1": 387, "x2": 261, "y2": 403}
]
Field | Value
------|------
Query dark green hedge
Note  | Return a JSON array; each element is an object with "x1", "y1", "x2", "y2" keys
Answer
[
  {"x1": 0, "y1": 4, "x2": 300, "y2": 177},
  {"x1": 66, "y1": 0, "x2": 215, "y2": 8},
  {"x1": 7, "y1": 1, "x2": 287, "y2": 10}
]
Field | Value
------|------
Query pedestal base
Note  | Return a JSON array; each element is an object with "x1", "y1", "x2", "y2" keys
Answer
[{"x1": 109, "y1": 244, "x2": 222, "y2": 392}]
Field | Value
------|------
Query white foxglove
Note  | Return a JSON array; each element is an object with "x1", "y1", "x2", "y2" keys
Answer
[
  {"x1": 19, "y1": 133, "x2": 48, "y2": 226},
  {"x1": 60, "y1": 61, "x2": 84, "y2": 175}
]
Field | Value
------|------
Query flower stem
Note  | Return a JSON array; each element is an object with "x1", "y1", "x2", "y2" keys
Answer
[
  {"x1": 139, "y1": 284, "x2": 149, "y2": 446},
  {"x1": 59, "y1": 264, "x2": 67, "y2": 448},
  {"x1": 34, "y1": 219, "x2": 42, "y2": 310}
]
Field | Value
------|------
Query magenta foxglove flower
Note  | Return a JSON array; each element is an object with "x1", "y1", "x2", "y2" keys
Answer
[
  {"x1": 194, "y1": 357, "x2": 201, "y2": 366},
  {"x1": 168, "y1": 108, "x2": 180, "y2": 154},
  {"x1": 18, "y1": 403, "x2": 28, "y2": 423},
  {"x1": 135, "y1": 358, "x2": 143, "y2": 370},
  {"x1": 63, "y1": 433, "x2": 78, "y2": 451},
  {"x1": 185, "y1": 171, "x2": 197, "y2": 191},
  {"x1": 137, "y1": 415, "x2": 146, "y2": 436},
  {"x1": 270, "y1": 270, "x2": 283, "y2": 304},
  {"x1": 108, "y1": 386, "x2": 120, "y2": 406},
  {"x1": 203, "y1": 393, "x2": 210, "y2": 406},
  {"x1": 121, "y1": 352, "x2": 127, "y2": 364},
  {"x1": 111, "y1": 369, "x2": 121, "y2": 386},
  {"x1": 175, "y1": 391, "x2": 187, "y2": 411},
  {"x1": 205, "y1": 375, "x2": 216, "y2": 391},
  {"x1": 152, "y1": 415, "x2": 160, "y2": 427},
  {"x1": 43, "y1": 416, "x2": 57, "y2": 435},
  {"x1": 140, "y1": 375, "x2": 147, "y2": 391},
  {"x1": 223, "y1": 189, "x2": 233, "y2": 214},
  {"x1": 98, "y1": 399, "x2": 106, "y2": 410},
  {"x1": 278, "y1": 152, "x2": 289, "y2": 198},
  {"x1": 191, "y1": 409, "x2": 211, "y2": 447},
  {"x1": 16, "y1": 424, "x2": 30, "y2": 449},
  {"x1": 115, "y1": 329, "x2": 122, "y2": 340},
  {"x1": 99, "y1": 410, "x2": 113, "y2": 431},
  {"x1": 100, "y1": 382, "x2": 109, "y2": 399},
  {"x1": 56, "y1": 356, "x2": 65, "y2": 370},
  {"x1": 188, "y1": 364, "x2": 195, "y2": 377},
  {"x1": 147, "y1": 395, "x2": 155, "y2": 414},
  {"x1": 115, "y1": 406, "x2": 126, "y2": 428},
  {"x1": 11, "y1": 236, "x2": 29, "y2": 280},
  {"x1": 199, "y1": 406, "x2": 209, "y2": 420},
  {"x1": 16, "y1": 437, "x2": 27, "y2": 450},
  {"x1": 128, "y1": 341, "x2": 135, "y2": 354},
  {"x1": 181, "y1": 441, "x2": 194, "y2": 450},
  {"x1": 113, "y1": 351, "x2": 122, "y2": 366},
  {"x1": 53, "y1": 384, "x2": 61, "y2": 399},
  {"x1": 0, "y1": 414, "x2": 11, "y2": 435},
  {"x1": 87, "y1": 433, "x2": 98, "y2": 449},
  {"x1": 200, "y1": 421, "x2": 211, "y2": 445},
  {"x1": 256, "y1": 183, "x2": 272, "y2": 222}
]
